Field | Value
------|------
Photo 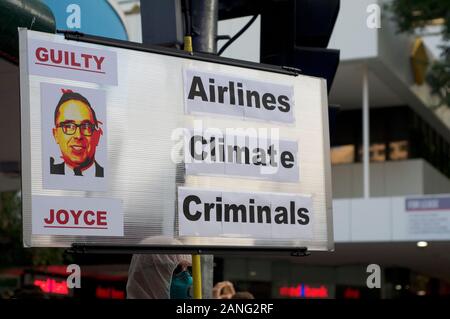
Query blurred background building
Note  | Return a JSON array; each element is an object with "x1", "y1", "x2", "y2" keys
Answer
[{"x1": 0, "y1": 0, "x2": 449, "y2": 299}]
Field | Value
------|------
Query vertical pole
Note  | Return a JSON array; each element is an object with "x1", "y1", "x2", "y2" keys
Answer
[
  {"x1": 200, "y1": 255, "x2": 214, "y2": 299},
  {"x1": 192, "y1": 254, "x2": 202, "y2": 299},
  {"x1": 362, "y1": 64, "x2": 370, "y2": 198},
  {"x1": 190, "y1": 0, "x2": 218, "y2": 299},
  {"x1": 191, "y1": 0, "x2": 218, "y2": 53},
  {"x1": 183, "y1": 30, "x2": 202, "y2": 299}
]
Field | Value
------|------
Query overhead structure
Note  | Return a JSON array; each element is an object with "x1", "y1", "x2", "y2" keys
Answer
[{"x1": 0, "y1": 0, "x2": 55, "y2": 64}]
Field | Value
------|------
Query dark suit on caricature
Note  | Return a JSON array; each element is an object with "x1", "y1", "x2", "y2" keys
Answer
[{"x1": 50, "y1": 157, "x2": 104, "y2": 177}]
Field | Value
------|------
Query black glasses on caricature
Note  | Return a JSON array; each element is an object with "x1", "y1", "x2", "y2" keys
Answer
[{"x1": 57, "y1": 121, "x2": 97, "y2": 136}]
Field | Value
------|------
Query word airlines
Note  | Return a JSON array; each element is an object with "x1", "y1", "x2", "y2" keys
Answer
[{"x1": 184, "y1": 69, "x2": 295, "y2": 123}]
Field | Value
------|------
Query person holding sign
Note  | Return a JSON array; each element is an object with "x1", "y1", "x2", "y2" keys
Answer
[
  {"x1": 127, "y1": 253, "x2": 193, "y2": 299},
  {"x1": 50, "y1": 89, "x2": 104, "y2": 177}
]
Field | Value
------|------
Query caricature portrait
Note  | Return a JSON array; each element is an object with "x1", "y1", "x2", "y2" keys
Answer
[
  {"x1": 41, "y1": 83, "x2": 107, "y2": 191},
  {"x1": 51, "y1": 89, "x2": 104, "y2": 177}
]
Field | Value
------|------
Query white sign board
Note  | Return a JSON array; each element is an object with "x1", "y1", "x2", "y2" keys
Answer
[
  {"x1": 178, "y1": 187, "x2": 313, "y2": 239},
  {"x1": 20, "y1": 29, "x2": 333, "y2": 251},
  {"x1": 393, "y1": 196, "x2": 450, "y2": 240}
]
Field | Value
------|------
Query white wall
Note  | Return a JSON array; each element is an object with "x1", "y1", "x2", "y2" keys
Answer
[
  {"x1": 377, "y1": 0, "x2": 415, "y2": 86},
  {"x1": 332, "y1": 159, "x2": 450, "y2": 198},
  {"x1": 123, "y1": 11, "x2": 142, "y2": 43},
  {"x1": 328, "y1": 0, "x2": 378, "y2": 61},
  {"x1": 334, "y1": 194, "x2": 450, "y2": 242},
  {"x1": 218, "y1": 16, "x2": 261, "y2": 63},
  {"x1": 116, "y1": 0, "x2": 142, "y2": 43},
  {"x1": 332, "y1": 160, "x2": 420, "y2": 198},
  {"x1": 423, "y1": 160, "x2": 450, "y2": 194}
]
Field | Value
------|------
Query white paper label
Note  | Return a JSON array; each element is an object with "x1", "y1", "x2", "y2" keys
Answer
[
  {"x1": 178, "y1": 187, "x2": 313, "y2": 239},
  {"x1": 184, "y1": 130, "x2": 299, "y2": 182},
  {"x1": 28, "y1": 39, "x2": 118, "y2": 85},
  {"x1": 184, "y1": 69, "x2": 295, "y2": 123},
  {"x1": 32, "y1": 196, "x2": 123, "y2": 236}
]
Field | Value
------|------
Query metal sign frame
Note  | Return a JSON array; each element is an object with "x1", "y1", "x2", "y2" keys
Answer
[{"x1": 20, "y1": 29, "x2": 333, "y2": 254}]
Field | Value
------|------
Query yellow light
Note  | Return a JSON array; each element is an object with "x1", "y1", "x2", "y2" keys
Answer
[
  {"x1": 417, "y1": 241, "x2": 428, "y2": 248},
  {"x1": 417, "y1": 290, "x2": 426, "y2": 296}
]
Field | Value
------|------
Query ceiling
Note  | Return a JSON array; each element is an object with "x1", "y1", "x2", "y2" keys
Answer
[{"x1": 329, "y1": 62, "x2": 405, "y2": 109}]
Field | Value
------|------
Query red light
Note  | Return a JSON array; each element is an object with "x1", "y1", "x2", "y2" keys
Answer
[
  {"x1": 96, "y1": 286, "x2": 125, "y2": 299},
  {"x1": 279, "y1": 284, "x2": 329, "y2": 298},
  {"x1": 96, "y1": 287, "x2": 110, "y2": 299},
  {"x1": 111, "y1": 289, "x2": 125, "y2": 299},
  {"x1": 343, "y1": 288, "x2": 361, "y2": 299},
  {"x1": 304, "y1": 285, "x2": 328, "y2": 298},
  {"x1": 34, "y1": 278, "x2": 69, "y2": 295}
]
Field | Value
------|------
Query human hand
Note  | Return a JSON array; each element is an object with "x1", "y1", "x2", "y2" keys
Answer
[{"x1": 212, "y1": 281, "x2": 236, "y2": 299}]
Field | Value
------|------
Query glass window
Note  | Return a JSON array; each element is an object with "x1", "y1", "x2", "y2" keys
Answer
[
  {"x1": 357, "y1": 144, "x2": 387, "y2": 162},
  {"x1": 389, "y1": 141, "x2": 409, "y2": 161},
  {"x1": 331, "y1": 145, "x2": 355, "y2": 164},
  {"x1": 370, "y1": 143, "x2": 386, "y2": 162}
]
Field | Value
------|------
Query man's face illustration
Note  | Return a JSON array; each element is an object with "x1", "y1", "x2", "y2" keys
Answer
[{"x1": 52, "y1": 100, "x2": 100, "y2": 169}]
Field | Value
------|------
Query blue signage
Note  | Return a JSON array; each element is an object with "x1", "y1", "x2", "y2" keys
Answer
[
  {"x1": 42, "y1": 0, "x2": 128, "y2": 40},
  {"x1": 405, "y1": 197, "x2": 450, "y2": 211}
]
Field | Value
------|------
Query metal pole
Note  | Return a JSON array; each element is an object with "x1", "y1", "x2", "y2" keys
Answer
[
  {"x1": 190, "y1": 0, "x2": 218, "y2": 299},
  {"x1": 182, "y1": 32, "x2": 203, "y2": 299},
  {"x1": 192, "y1": 253, "x2": 202, "y2": 299},
  {"x1": 200, "y1": 254, "x2": 214, "y2": 299},
  {"x1": 190, "y1": 0, "x2": 218, "y2": 53},
  {"x1": 362, "y1": 64, "x2": 370, "y2": 198}
]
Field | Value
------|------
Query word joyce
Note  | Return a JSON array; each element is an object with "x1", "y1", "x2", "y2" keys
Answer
[
  {"x1": 44, "y1": 209, "x2": 107, "y2": 228},
  {"x1": 32, "y1": 196, "x2": 123, "y2": 236},
  {"x1": 178, "y1": 187, "x2": 313, "y2": 239},
  {"x1": 184, "y1": 69, "x2": 295, "y2": 123},
  {"x1": 35, "y1": 47, "x2": 105, "y2": 72}
]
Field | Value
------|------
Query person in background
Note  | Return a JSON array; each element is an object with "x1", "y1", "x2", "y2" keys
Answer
[
  {"x1": 232, "y1": 291, "x2": 255, "y2": 299},
  {"x1": 213, "y1": 281, "x2": 236, "y2": 299},
  {"x1": 213, "y1": 281, "x2": 255, "y2": 299},
  {"x1": 126, "y1": 254, "x2": 192, "y2": 299}
]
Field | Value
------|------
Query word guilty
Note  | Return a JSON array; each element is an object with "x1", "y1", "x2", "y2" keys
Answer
[{"x1": 35, "y1": 47, "x2": 105, "y2": 71}]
